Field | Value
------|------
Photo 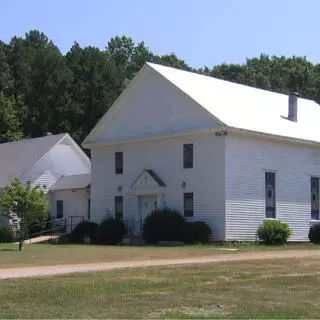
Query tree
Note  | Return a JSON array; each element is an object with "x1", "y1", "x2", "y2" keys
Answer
[
  {"x1": 153, "y1": 53, "x2": 191, "y2": 71},
  {"x1": 66, "y1": 43, "x2": 119, "y2": 143},
  {"x1": 0, "y1": 41, "x2": 13, "y2": 94},
  {"x1": 209, "y1": 55, "x2": 319, "y2": 103},
  {"x1": 2, "y1": 29, "x2": 320, "y2": 149},
  {"x1": 0, "y1": 179, "x2": 49, "y2": 251},
  {"x1": 18, "y1": 30, "x2": 71, "y2": 137},
  {"x1": 0, "y1": 91, "x2": 23, "y2": 143},
  {"x1": 107, "y1": 35, "x2": 153, "y2": 79}
]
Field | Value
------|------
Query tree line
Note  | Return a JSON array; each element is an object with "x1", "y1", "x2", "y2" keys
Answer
[{"x1": 1, "y1": 30, "x2": 319, "y2": 144}]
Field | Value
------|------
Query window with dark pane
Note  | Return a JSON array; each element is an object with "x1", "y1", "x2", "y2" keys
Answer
[
  {"x1": 311, "y1": 177, "x2": 319, "y2": 220},
  {"x1": 56, "y1": 200, "x2": 63, "y2": 219},
  {"x1": 265, "y1": 172, "x2": 276, "y2": 218},
  {"x1": 115, "y1": 152, "x2": 123, "y2": 174},
  {"x1": 88, "y1": 199, "x2": 91, "y2": 220},
  {"x1": 184, "y1": 192, "x2": 194, "y2": 217},
  {"x1": 183, "y1": 144, "x2": 193, "y2": 169},
  {"x1": 115, "y1": 196, "x2": 123, "y2": 219}
]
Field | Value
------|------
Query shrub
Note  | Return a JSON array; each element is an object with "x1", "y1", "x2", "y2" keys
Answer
[
  {"x1": 0, "y1": 214, "x2": 9, "y2": 227},
  {"x1": 69, "y1": 220, "x2": 98, "y2": 244},
  {"x1": 0, "y1": 226, "x2": 13, "y2": 243},
  {"x1": 95, "y1": 218, "x2": 126, "y2": 245},
  {"x1": 256, "y1": 220, "x2": 292, "y2": 245},
  {"x1": 181, "y1": 221, "x2": 212, "y2": 244},
  {"x1": 308, "y1": 223, "x2": 320, "y2": 244},
  {"x1": 28, "y1": 222, "x2": 42, "y2": 237},
  {"x1": 143, "y1": 208, "x2": 185, "y2": 244},
  {"x1": 28, "y1": 214, "x2": 51, "y2": 237}
]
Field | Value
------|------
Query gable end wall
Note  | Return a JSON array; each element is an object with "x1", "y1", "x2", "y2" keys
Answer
[
  {"x1": 90, "y1": 68, "x2": 220, "y2": 144},
  {"x1": 22, "y1": 141, "x2": 90, "y2": 192}
]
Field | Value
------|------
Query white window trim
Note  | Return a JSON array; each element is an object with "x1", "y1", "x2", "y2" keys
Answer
[
  {"x1": 183, "y1": 192, "x2": 194, "y2": 217},
  {"x1": 264, "y1": 217, "x2": 279, "y2": 221},
  {"x1": 182, "y1": 142, "x2": 195, "y2": 170}
]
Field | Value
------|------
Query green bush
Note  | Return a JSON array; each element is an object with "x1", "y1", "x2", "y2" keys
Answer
[
  {"x1": 28, "y1": 221, "x2": 43, "y2": 236},
  {"x1": 0, "y1": 214, "x2": 9, "y2": 227},
  {"x1": 308, "y1": 223, "x2": 320, "y2": 244},
  {"x1": 28, "y1": 214, "x2": 51, "y2": 237},
  {"x1": 256, "y1": 220, "x2": 292, "y2": 245},
  {"x1": 95, "y1": 218, "x2": 126, "y2": 245},
  {"x1": 69, "y1": 220, "x2": 98, "y2": 244},
  {"x1": 181, "y1": 221, "x2": 212, "y2": 244},
  {"x1": 143, "y1": 208, "x2": 185, "y2": 244},
  {"x1": 0, "y1": 226, "x2": 13, "y2": 243}
]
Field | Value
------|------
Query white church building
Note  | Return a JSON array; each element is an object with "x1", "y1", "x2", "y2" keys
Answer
[
  {"x1": 83, "y1": 62, "x2": 320, "y2": 241},
  {"x1": 0, "y1": 133, "x2": 91, "y2": 227}
]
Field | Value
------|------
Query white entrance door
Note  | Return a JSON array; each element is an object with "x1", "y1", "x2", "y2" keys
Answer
[{"x1": 138, "y1": 195, "x2": 157, "y2": 234}]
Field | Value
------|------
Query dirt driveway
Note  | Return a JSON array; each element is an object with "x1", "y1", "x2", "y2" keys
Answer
[{"x1": 1, "y1": 249, "x2": 319, "y2": 280}]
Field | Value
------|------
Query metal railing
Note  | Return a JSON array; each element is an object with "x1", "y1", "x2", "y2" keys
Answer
[
  {"x1": 123, "y1": 218, "x2": 143, "y2": 240},
  {"x1": 27, "y1": 216, "x2": 143, "y2": 242},
  {"x1": 28, "y1": 216, "x2": 84, "y2": 241}
]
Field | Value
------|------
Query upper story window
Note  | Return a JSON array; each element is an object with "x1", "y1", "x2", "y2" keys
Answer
[
  {"x1": 115, "y1": 152, "x2": 123, "y2": 174},
  {"x1": 183, "y1": 144, "x2": 193, "y2": 169},
  {"x1": 311, "y1": 177, "x2": 319, "y2": 220},
  {"x1": 184, "y1": 192, "x2": 194, "y2": 217},
  {"x1": 265, "y1": 171, "x2": 276, "y2": 218}
]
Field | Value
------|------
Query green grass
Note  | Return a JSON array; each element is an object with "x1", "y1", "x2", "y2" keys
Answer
[
  {"x1": 0, "y1": 243, "x2": 233, "y2": 268},
  {"x1": 0, "y1": 242, "x2": 319, "y2": 268},
  {"x1": 221, "y1": 241, "x2": 320, "y2": 251},
  {"x1": 1, "y1": 257, "x2": 320, "y2": 318}
]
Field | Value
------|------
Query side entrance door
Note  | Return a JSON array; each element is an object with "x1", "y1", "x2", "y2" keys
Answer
[{"x1": 138, "y1": 195, "x2": 157, "y2": 235}]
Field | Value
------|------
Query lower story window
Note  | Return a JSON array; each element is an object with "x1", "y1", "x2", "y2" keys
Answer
[
  {"x1": 311, "y1": 177, "x2": 319, "y2": 220},
  {"x1": 265, "y1": 171, "x2": 276, "y2": 218},
  {"x1": 115, "y1": 196, "x2": 123, "y2": 219},
  {"x1": 184, "y1": 192, "x2": 194, "y2": 217},
  {"x1": 56, "y1": 200, "x2": 63, "y2": 219}
]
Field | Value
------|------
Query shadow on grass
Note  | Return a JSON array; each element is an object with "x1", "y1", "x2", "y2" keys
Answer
[{"x1": 0, "y1": 248, "x2": 17, "y2": 252}]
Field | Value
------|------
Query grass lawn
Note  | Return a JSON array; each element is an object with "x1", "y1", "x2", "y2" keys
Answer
[
  {"x1": 0, "y1": 243, "x2": 233, "y2": 268},
  {"x1": 0, "y1": 242, "x2": 319, "y2": 268},
  {"x1": 0, "y1": 257, "x2": 320, "y2": 319}
]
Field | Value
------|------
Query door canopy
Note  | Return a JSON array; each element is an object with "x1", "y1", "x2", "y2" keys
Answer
[{"x1": 131, "y1": 169, "x2": 166, "y2": 189}]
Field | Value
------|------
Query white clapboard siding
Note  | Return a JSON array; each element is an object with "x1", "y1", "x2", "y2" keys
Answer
[
  {"x1": 22, "y1": 139, "x2": 90, "y2": 191},
  {"x1": 90, "y1": 133, "x2": 226, "y2": 241},
  {"x1": 225, "y1": 132, "x2": 319, "y2": 241},
  {"x1": 50, "y1": 189, "x2": 90, "y2": 219}
]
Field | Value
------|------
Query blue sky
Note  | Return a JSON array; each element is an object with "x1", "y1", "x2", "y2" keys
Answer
[{"x1": 1, "y1": 0, "x2": 319, "y2": 68}]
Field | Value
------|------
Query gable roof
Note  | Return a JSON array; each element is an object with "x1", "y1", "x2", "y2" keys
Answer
[
  {"x1": 0, "y1": 133, "x2": 68, "y2": 188},
  {"x1": 51, "y1": 173, "x2": 91, "y2": 191},
  {"x1": 146, "y1": 170, "x2": 165, "y2": 187},
  {"x1": 83, "y1": 62, "x2": 320, "y2": 147}
]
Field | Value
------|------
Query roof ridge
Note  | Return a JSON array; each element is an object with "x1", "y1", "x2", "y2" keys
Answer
[
  {"x1": 147, "y1": 62, "x2": 317, "y2": 102},
  {"x1": 0, "y1": 133, "x2": 67, "y2": 146}
]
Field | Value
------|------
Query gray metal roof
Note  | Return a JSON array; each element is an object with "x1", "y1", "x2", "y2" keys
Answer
[
  {"x1": 51, "y1": 173, "x2": 91, "y2": 191},
  {"x1": 146, "y1": 170, "x2": 166, "y2": 187},
  {"x1": 0, "y1": 134, "x2": 66, "y2": 188}
]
